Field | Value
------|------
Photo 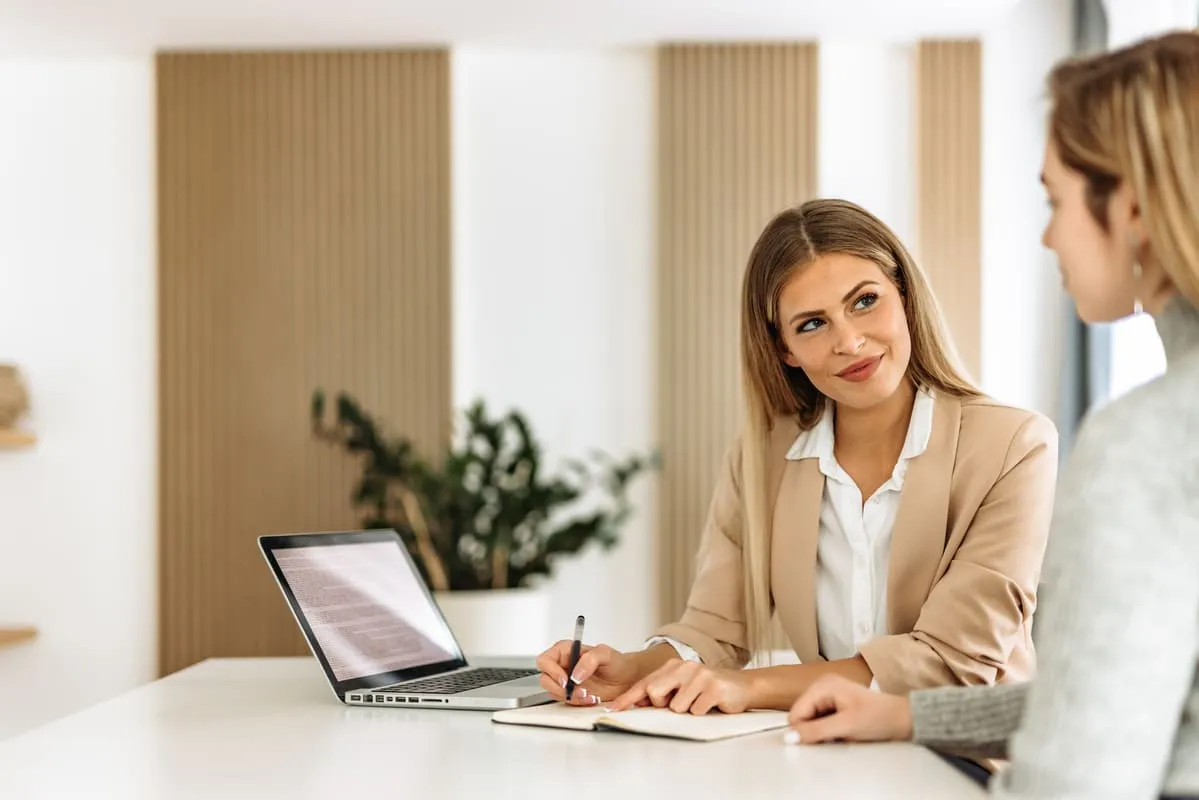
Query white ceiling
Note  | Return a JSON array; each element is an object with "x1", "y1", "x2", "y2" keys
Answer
[{"x1": 0, "y1": 0, "x2": 1028, "y2": 55}]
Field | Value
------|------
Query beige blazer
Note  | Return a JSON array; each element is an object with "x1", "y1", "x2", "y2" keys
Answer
[{"x1": 655, "y1": 393, "x2": 1059, "y2": 695}]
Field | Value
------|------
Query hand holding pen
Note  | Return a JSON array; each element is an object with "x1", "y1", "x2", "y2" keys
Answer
[{"x1": 534, "y1": 618, "x2": 648, "y2": 706}]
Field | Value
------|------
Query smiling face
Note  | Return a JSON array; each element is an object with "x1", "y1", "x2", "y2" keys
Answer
[{"x1": 776, "y1": 252, "x2": 912, "y2": 411}]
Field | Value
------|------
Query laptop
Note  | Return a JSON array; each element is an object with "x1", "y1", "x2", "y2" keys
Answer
[{"x1": 258, "y1": 529, "x2": 552, "y2": 710}]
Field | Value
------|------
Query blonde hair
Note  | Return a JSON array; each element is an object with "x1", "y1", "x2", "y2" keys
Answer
[
  {"x1": 738, "y1": 198, "x2": 979, "y2": 657},
  {"x1": 1047, "y1": 29, "x2": 1199, "y2": 307}
]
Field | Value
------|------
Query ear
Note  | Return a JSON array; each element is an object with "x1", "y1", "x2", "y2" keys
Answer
[{"x1": 1111, "y1": 182, "x2": 1144, "y2": 242}]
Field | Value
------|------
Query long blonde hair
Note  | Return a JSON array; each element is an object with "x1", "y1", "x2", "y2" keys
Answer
[
  {"x1": 1047, "y1": 30, "x2": 1199, "y2": 307},
  {"x1": 738, "y1": 198, "x2": 979, "y2": 657}
]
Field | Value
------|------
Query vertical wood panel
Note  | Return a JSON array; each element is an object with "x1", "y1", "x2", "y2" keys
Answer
[
  {"x1": 157, "y1": 50, "x2": 451, "y2": 676},
  {"x1": 657, "y1": 44, "x2": 818, "y2": 625},
  {"x1": 916, "y1": 40, "x2": 982, "y2": 379}
]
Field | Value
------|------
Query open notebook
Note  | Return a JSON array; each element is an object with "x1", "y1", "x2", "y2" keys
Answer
[{"x1": 491, "y1": 703, "x2": 789, "y2": 742}]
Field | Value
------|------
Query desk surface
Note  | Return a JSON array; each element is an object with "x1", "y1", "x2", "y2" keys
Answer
[{"x1": 0, "y1": 657, "x2": 986, "y2": 799}]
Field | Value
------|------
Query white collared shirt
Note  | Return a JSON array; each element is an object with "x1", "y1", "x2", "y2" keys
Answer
[{"x1": 650, "y1": 388, "x2": 936, "y2": 673}]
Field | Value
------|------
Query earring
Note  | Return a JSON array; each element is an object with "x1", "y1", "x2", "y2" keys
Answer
[
  {"x1": 1129, "y1": 235, "x2": 1144, "y2": 315},
  {"x1": 1132, "y1": 260, "x2": 1143, "y2": 315}
]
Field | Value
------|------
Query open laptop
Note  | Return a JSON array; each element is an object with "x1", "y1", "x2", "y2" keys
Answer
[{"x1": 259, "y1": 529, "x2": 552, "y2": 710}]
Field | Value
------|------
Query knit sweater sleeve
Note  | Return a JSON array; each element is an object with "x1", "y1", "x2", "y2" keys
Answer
[{"x1": 909, "y1": 682, "x2": 1027, "y2": 760}]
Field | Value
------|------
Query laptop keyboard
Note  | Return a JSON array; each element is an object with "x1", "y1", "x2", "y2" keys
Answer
[{"x1": 382, "y1": 667, "x2": 539, "y2": 695}]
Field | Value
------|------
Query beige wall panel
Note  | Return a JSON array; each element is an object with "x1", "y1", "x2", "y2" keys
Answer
[
  {"x1": 916, "y1": 40, "x2": 983, "y2": 379},
  {"x1": 157, "y1": 50, "x2": 451, "y2": 676}
]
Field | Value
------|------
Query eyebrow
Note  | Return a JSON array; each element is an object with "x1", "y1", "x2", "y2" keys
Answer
[{"x1": 787, "y1": 280, "x2": 880, "y2": 326}]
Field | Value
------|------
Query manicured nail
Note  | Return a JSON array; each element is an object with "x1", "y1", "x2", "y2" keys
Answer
[
  {"x1": 591, "y1": 695, "x2": 602, "y2": 705},
  {"x1": 783, "y1": 730, "x2": 801, "y2": 745},
  {"x1": 559, "y1": 676, "x2": 567, "y2": 689},
  {"x1": 578, "y1": 688, "x2": 588, "y2": 699},
  {"x1": 571, "y1": 670, "x2": 584, "y2": 683}
]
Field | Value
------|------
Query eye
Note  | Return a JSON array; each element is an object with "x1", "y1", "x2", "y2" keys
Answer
[
  {"x1": 796, "y1": 317, "x2": 823, "y2": 334},
  {"x1": 852, "y1": 292, "x2": 878, "y2": 311}
]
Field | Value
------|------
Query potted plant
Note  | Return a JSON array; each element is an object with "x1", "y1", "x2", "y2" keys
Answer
[{"x1": 310, "y1": 389, "x2": 656, "y2": 656}]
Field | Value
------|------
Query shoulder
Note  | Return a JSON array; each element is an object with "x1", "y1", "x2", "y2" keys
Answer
[
  {"x1": 715, "y1": 414, "x2": 804, "y2": 484},
  {"x1": 1070, "y1": 351, "x2": 1199, "y2": 480},
  {"x1": 955, "y1": 394, "x2": 1059, "y2": 470},
  {"x1": 1078, "y1": 350, "x2": 1199, "y2": 444}
]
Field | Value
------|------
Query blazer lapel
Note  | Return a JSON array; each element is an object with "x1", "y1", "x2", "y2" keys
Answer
[
  {"x1": 885, "y1": 393, "x2": 961, "y2": 635},
  {"x1": 771, "y1": 457, "x2": 824, "y2": 663}
]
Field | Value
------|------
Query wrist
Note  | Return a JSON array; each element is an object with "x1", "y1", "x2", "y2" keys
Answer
[
  {"x1": 633, "y1": 642, "x2": 678, "y2": 678},
  {"x1": 896, "y1": 696, "x2": 914, "y2": 741},
  {"x1": 745, "y1": 665, "x2": 806, "y2": 711}
]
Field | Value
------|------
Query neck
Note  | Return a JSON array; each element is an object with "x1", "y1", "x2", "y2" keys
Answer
[
  {"x1": 1151, "y1": 291, "x2": 1199, "y2": 365},
  {"x1": 833, "y1": 379, "x2": 917, "y2": 456}
]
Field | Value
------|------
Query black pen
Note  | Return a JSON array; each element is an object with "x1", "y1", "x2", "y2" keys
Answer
[{"x1": 564, "y1": 615, "x2": 585, "y2": 702}]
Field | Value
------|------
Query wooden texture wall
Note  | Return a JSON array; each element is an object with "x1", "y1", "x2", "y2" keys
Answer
[
  {"x1": 656, "y1": 44, "x2": 818, "y2": 625},
  {"x1": 916, "y1": 40, "x2": 983, "y2": 379},
  {"x1": 157, "y1": 50, "x2": 451, "y2": 676}
]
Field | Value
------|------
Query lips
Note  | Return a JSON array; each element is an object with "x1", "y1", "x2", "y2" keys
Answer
[{"x1": 836, "y1": 355, "x2": 883, "y2": 382}]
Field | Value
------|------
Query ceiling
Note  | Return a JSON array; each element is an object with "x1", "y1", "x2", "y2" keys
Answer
[{"x1": 0, "y1": 0, "x2": 1028, "y2": 55}]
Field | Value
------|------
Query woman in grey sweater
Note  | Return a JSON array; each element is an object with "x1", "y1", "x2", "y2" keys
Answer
[{"x1": 783, "y1": 30, "x2": 1199, "y2": 800}]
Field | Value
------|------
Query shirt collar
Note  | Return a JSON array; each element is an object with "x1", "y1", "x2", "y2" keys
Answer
[{"x1": 785, "y1": 386, "x2": 936, "y2": 469}]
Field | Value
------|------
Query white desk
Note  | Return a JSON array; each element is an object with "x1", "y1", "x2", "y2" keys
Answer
[{"x1": 0, "y1": 657, "x2": 986, "y2": 799}]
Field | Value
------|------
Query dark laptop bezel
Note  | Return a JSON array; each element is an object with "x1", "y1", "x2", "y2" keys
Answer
[{"x1": 258, "y1": 528, "x2": 468, "y2": 699}]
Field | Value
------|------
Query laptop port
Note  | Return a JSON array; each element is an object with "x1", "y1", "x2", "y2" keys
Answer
[
  {"x1": 420, "y1": 698, "x2": 439, "y2": 703},
  {"x1": 349, "y1": 695, "x2": 361, "y2": 702}
]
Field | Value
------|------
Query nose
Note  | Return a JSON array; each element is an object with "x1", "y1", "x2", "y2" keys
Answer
[{"x1": 831, "y1": 321, "x2": 865, "y2": 356}]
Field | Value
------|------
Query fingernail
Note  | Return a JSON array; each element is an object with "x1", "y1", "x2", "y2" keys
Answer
[
  {"x1": 559, "y1": 677, "x2": 567, "y2": 689},
  {"x1": 571, "y1": 670, "x2": 584, "y2": 683},
  {"x1": 783, "y1": 730, "x2": 801, "y2": 746},
  {"x1": 591, "y1": 695, "x2": 602, "y2": 705},
  {"x1": 578, "y1": 687, "x2": 588, "y2": 699}
]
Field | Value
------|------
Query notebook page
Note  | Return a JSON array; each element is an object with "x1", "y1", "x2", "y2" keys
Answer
[
  {"x1": 492, "y1": 703, "x2": 611, "y2": 731},
  {"x1": 598, "y1": 708, "x2": 790, "y2": 741}
]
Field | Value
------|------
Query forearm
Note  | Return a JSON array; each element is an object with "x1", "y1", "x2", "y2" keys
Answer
[
  {"x1": 630, "y1": 643, "x2": 685, "y2": 680},
  {"x1": 749, "y1": 656, "x2": 874, "y2": 711}
]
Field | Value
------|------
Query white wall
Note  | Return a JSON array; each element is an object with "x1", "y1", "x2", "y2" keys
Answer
[
  {"x1": 979, "y1": 0, "x2": 1074, "y2": 419},
  {"x1": 451, "y1": 48, "x2": 658, "y2": 651},
  {"x1": 818, "y1": 40, "x2": 915, "y2": 246},
  {"x1": 0, "y1": 60, "x2": 156, "y2": 739}
]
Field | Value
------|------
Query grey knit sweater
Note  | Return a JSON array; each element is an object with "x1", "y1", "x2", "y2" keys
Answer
[{"x1": 911, "y1": 296, "x2": 1199, "y2": 799}]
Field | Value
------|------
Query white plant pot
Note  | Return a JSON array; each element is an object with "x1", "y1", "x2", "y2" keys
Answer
[{"x1": 432, "y1": 587, "x2": 551, "y2": 658}]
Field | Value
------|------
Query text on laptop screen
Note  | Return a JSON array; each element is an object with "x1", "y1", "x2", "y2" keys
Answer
[{"x1": 274, "y1": 541, "x2": 460, "y2": 682}]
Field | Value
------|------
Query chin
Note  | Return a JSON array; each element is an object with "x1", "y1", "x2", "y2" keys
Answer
[{"x1": 831, "y1": 375, "x2": 903, "y2": 410}]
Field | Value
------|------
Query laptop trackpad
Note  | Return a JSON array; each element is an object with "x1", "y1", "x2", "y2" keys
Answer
[{"x1": 459, "y1": 675, "x2": 544, "y2": 698}]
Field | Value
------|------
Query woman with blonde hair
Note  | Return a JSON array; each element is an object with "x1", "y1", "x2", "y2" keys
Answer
[
  {"x1": 785, "y1": 30, "x2": 1199, "y2": 800},
  {"x1": 536, "y1": 197, "x2": 1057, "y2": 753}
]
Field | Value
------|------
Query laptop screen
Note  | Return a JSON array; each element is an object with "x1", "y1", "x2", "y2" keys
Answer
[{"x1": 271, "y1": 537, "x2": 462, "y2": 683}]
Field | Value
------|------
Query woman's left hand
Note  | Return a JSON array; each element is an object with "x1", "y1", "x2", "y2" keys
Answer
[{"x1": 607, "y1": 660, "x2": 756, "y2": 714}]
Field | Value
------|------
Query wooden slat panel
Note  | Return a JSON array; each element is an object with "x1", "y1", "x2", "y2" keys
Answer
[
  {"x1": 916, "y1": 40, "x2": 982, "y2": 379},
  {"x1": 657, "y1": 44, "x2": 818, "y2": 625},
  {"x1": 157, "y1": 50, "x2": 451, "y2": 676}
]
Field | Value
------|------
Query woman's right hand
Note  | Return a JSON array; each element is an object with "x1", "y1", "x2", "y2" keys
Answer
[{"x1": 535, "y1": 641, "x2": 644, "y2": 706}]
